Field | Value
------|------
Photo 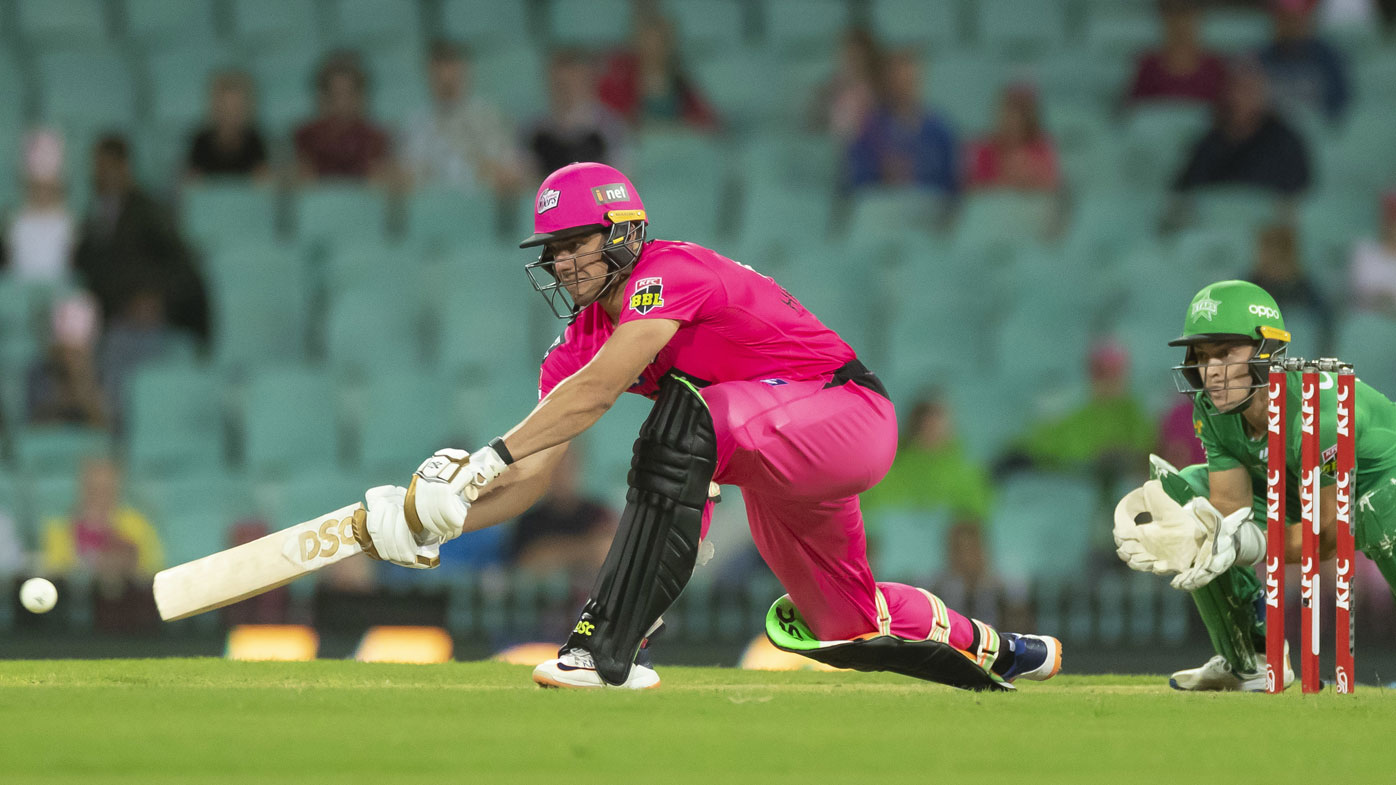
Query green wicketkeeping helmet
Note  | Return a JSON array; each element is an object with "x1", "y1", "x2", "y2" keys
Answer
[{"x1": 1168, "y1": 280, "x2": 1292, "y2": 412}]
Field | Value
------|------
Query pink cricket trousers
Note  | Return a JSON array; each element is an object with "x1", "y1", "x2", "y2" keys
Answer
[{"x1": 699, "y1": 377, "x2": 978, "y2": 648}]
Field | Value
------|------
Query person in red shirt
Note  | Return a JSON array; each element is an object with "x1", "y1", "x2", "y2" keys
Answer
[
  {"x1": 965, "y1": 84, "x2": 1061, "y2": 192},
  {"x1": 597, "y1": 14, "x2": 718, "y2": 130},
  {"x1": 1125, "y1": 0, "x2": 1229, "y2": 107},
  {"x1": 292, "y1": 52, "x2": 394, "y2": 184}
]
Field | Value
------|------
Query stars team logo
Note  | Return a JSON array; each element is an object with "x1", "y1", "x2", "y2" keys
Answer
[
  {"x1": 537, "y1": 187, "x2": 560, "y2": 214},
  {"x1": 1190, "y1": 287, "x2": 1220, "y2": 322},
  {"x1": 630, "y1": 276, "x2": 664, "y2": 314}
]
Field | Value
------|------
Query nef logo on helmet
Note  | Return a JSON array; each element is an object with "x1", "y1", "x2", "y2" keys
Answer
[
  {"x1": 592, "y1": 183, "x2": 629, "y2": 204},
  {"x1": 537, "y1": 188, "x2": 560, "y2": 214},
  {"x1": 630, "y1": 277, "x2": 664, "y2": 314},
  {"x1": 1249, "y1": 303, "x2": 1280, "y2": 319}
]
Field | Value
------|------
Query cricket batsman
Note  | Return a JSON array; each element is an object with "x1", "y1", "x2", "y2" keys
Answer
[
  {"x1": 356, "y1": 162, "x2": 1063, "y2": 690},
  {"x1": 1114, "y1": 280, "x2": 1396, "y2": 691}
]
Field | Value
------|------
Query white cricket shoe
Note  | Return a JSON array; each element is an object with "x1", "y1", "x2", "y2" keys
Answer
[
  {"x1": 532, "y1": 648, "x2": 661, "y2": 690},
  {"x1": 1168, "y1": 643, "x2": 1293, "y2": 692}
]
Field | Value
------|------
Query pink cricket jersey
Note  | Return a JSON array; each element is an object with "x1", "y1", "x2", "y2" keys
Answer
[{"x1": 539, "y1": 241, "x2": 857, "y2": 398}]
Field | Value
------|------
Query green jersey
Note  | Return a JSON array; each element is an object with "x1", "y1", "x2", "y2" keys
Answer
[{"x1": 1193, "y1": 370, "x2": 1396, "y2": 523}]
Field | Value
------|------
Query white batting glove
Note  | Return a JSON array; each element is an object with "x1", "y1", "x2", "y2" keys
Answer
[
  {"x1": 364, "y1": 485, "x2": 441, "y2": 569},
  {"x1": 409, "y1": 444, "x2": 510, "y2": 540},
  {"x1": 1170, "y1": 499, "x2": 1261, "y2": 592}
]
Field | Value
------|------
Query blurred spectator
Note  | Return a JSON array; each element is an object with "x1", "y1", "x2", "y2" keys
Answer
[
  {"x1": 402, "y1": 40, "x2": 525, "y2": 194},
  {"x1": 507, "y1": 449, "x2": 617, "y2": 575},
  {"x1": 526, "y1": 50, "x2": 630, "y2": 177},
  {"x1": 1247, "y1": 222, "x2": 1332, "y2": 346},
  {"x1": 1172, "y1": 60, "x2": 1311, "y2": 197},
  {"x1": 184, "y1": 70, "x2": 270, "y2": 182},
  {"x1": 597, "y1": 12, "x2": 718, "y2": 131},
  {"x1": 1125, "y1": 0, "x2": 1229, "y2": 107},
  {"x1": 41, "y1": 456, "x2": 161, "y2": 632},
  {"x1": 2, "y1": 129, "x2": 75, "y2": 283},
  {"x1": 1259, "y1": 0, "x2": 1349, "y2": 123},
  {"x1": 220, "y1": 519, "x2": 290, "y2": 625},
  {"x1": 931, "y1": 521, "x2": 1030, "y2": 631},
  {"x1": 25, "y1": 292, "x2": 108, "y2": 428},
  {"x1": 1348, "y1": 191, "x2": 1396, "y2": 314},
  {"x1": 1003, "y1": 341, "x2": 1156, "y2": 481},
  {"x1": 73, "y1": 135, "x2": 210, "y2": 341},
  {"x1": 862, "y1": 394, "x2": 993, "y2": 521},
  {"x1": 812, "y1": 27, "x2": 883, "y2": 141},
  {"x1": 293, "y1": 52, "x2": 395, "y2": 184},
  {"x1": 965, "y1": 84, "x2": 1061, "y2": 193},
  {"x1": 845, "y1": 50, "x2": 959, "y2": 195},
  {"x1": 1157, "y1": 397, "x2": 1207, "y2": 469}
]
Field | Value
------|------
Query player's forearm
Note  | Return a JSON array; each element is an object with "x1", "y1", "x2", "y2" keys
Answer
[
  {"x1": 1282, "y1": 500, "x2": 1338, "y2": 563},
  {"x1": 503, "y1": 372, "x2": 624, "y2": 461},
  {"x1": 458, "y1": 445, "x2": 564, "y2": 533}
]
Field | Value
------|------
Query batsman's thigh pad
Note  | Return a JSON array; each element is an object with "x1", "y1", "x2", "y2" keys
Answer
[
  {"x1": 565, "y1": 374, "x2": 717, "y2": 685},
  {"x1": 1190, "y1": 565, "x2": 1265, "y2": 672},
  {"x1": 764, "y1": 595, "x2": 1012, "y2": 692}
]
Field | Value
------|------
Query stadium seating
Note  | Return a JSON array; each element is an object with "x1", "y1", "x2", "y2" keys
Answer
[
  {"x1": 352, "y1": 371, "x2": 457, "y2": 475},
  {"x1": 35, "y1": 48, "x2": 138, "y2": 131},
  {"x1": 865, "y1": 507, "x2": 952, "y2": 583},
  {"x1": 760, "y1": 0, "x2": 848, "y2": 52},
  {"x1": 975, "y1": 0, "x2": 1069, "y2": 58},
  {"x1": 146, "y1": 43, "x2": 239, "y2": 132},
  {"x1": 229, "y1": 0, "x2": 321, "y2": 46},
  {"x1": 1336, "y1": 311, "x2": 1396, "y2": 394},
  {"x1": 182, "y1": 182, "x2": 280, "y2": 249},
  {"x1": 440, "y1": 0, "x2": 532, "y2": 51},
  {"x1": 547, "y1": 0, "x2": 633, "y2": 46},
  {"x1": 125, "y1": 0, "x2": 218, "y2": 44},
  {"x1": 471, "y1": 44, "x2": 548, "y2": 125},
  {"x1": 125, "y1": 362, "x2": 226, "y2": 477},
  {"x1": 16, "y1": 0, "x2": 109, "y2": 43},
  {"x1": 240, "y1": 366, "x2": 341, "y2": 477},
  {"x1": 324, "y1": 284, "x2": 424, "y2": 377},
  {"x1": 659, "y1": 0, "x2": 747, "y2": 55},
  {"x1": 326, "y1": 0, "x2": 424, "y2": 47},
  {"x1": 12, "y1": 426, "x2": 113, "y2": 476},
  {"x1": 133, "y1": 470, "x2": 255, "y2": 565},
  {"x1": 242, "y1": 43, "x2": 325, "y2": 135},
  {"x1": 404, "y1": 188, "x2": 497, "y2": 254},
  {"x1": 292, "y1": 185, "x2": 391, "y2": 250},
  {"x1": 208, "y1": 244, "x2": 311, "y2": 371},
  {"x1": 988, "y1": 471, "x2": 1100, "y2": 580},
  {"x1": 870, "y1": 0, "x2": 961, "y2": 49}
]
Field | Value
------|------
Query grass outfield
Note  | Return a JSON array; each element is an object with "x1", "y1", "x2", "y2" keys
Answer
[{"x1": 1, "y1": 660, "x2": 1391, "y2": 785}]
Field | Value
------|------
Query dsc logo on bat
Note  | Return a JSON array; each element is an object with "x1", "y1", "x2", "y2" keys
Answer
[{"x1": 295, "y1": 516, "x2": 357, "y2": 563}]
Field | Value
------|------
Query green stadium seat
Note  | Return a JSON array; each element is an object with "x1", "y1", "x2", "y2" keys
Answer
[
  {"x1": 208, "y1": 245, "x2": 310, "y2": 371},
  {"x1": 263, "y1": 468, "x2": 364, "y2": 531},
  {"x1": 845, "y1": 188, "x2": 946, "y2": 241},
  {"x1": 1118, "y1": 103, "x2": 1211, "y2": 188},
  {"x1": 324, "y1": 285, "x2": 424, "y2": 378},
  {"x1": 241, "y1": 366, "x2": 342, "y2": 477},
  {"x1": 470, "y1": 45, "x2": 548, "y2": 130},
  {"x1": 926, "y1": 52, "x2": 1007, "y2": 131},
  {"x1": 16, "y1": 0, "x2": 108, "y2": 42},
  {"x1": 992, "y1": 301, "x2": 1092, "y2": 395},
  {"x1": 1278, "y1": 305, "x2": 1324, "y2": 359},
  {"x1": 1167, "y1": 225, "x2": 1253, "y2": 282},
  {"x1": 13, "y1": 426, "x2": 113, "y2": 475},
  {"x1": 578, "y1": 390, "x2": 653, "y2": 492},
  {"x1": 230, "y1": 0, "x2": 320, "y2": 45},
  {"x1": 637, "y1": 178, "x2": 725, "y2": 248},
  {"x1": 131, "y1": 471, "x2": 255, "y2": 566},
  {"x1": 28, "y1": 473, "x2": 81, "y2": 530},
  {"x1": 353, "y1": 371, "x2": 457, "y2": 475},
  {"x1": 1184, "y1": 188, "x2": 1286, "y2": 232},
  {"x1": 320, "y1": 241, "x2": 424, "y2": 292},
  {"x1": 125, "y1": 363, "x2": 226, "y2": 477},
  {"x1": 988, "y1": 471, "x2": 1099, "y2": 579},
  {"x1": 440, "y1": 0, "x2": 531, "y2": 50},
  {"x1": 1297, "y1": 192, "x2": 1373, "y2": 275},
  {"x1": 327, "y1": 0, "x2": 423, "y2": 45},
  {"x1": 244, "y1": 44, "x2": 323, "y2": 134},
  {"x1": 435, "y1": 271, "x2": 537, "y2": 381},
  {"x1": 941, "y1": 375, "x2": 1037, "y2": 463},
  {"x1": 124, "y1": 0, "x2": 218, "y2": 44},
  {"x1": 404, "y1": 188, "x2": 496, "y2": 254},
  {"x1": 760, "y1": 0, "x2": 848, "y2": 52},
  {"x1": 1032, "y1": 52, "x2": 1130, "y2": 112},
  {"x1": 292, "y1": 185, "x2": 390, "y2": 250},
  {"x1": 739, "y1": 132, "x2": 840, "y2": 191},
  {"x1": 548, "y1": 0, "x2": 632, "y2": 46},
  {"x1": 864, "y1": 507, "x2": 951, "y2": 583},
  {"x1": 1083, "y1": 8, "x2": 1158, "y2": 56},
  {"x1": 975, "y1": 0, "x2": 1067, "y2": 57},
  {"x1": 35, "y1": 48, "x2": 138, "y2": 130},
  {"x1": 659, "y1": 0, "x2": 746, "y2": 55},
  {"x1": 950, "y1": 192, "x2": 1059, "y2": 256},
  {"x1": 1201, "y1": 10, "x2": 1271, "y2": 50},
  {"x1": 1320, "y1": 110, "x2": 1396, "y2": 193},
  {"x1": 731, "y1": 183, "x2": 835, "y2": 275},
  {"x1": 1354, "y1": 50, "x2": 1396, "y2": 104},
  {"x1": 1336, "y1": 312, "x2": 1396, "y2": 394},
  {"x1": 1062, "y1": 192, "x2": 1165, "y2": 270},
  {"x1": 146, "y1": 44, "x2": 239, "y2": 131},
  {"x1": 362, "y1": 42, "x2": 431, "y2": 121},
  {"x1": 691, "y1": 48, "x2": 783, "y2": 130},
  {"x1": 870, "y1": 0, "x2": 960, "y2": 49}
]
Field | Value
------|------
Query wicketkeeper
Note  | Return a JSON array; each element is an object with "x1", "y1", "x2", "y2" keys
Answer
[
  {"x1": 357, "y1": 162, "x2": 1063, "y2": 690},
  {"x1": 1114, "y1": 280, "x2": 1396, "y2": 691}
]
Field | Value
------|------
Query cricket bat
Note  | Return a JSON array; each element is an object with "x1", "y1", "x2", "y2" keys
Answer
[{"x1": 153, "y1": 503, "x2": 369, "y2": 622}]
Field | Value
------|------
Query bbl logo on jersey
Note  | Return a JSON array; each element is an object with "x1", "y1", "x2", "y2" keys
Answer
[
  {"x1": 630, "y1": 276, "x2": 664, "y2": 314},
  {"x1": 592, "y1": 183, "x2": 629, "y2": 204},
  {"x1": 537, "y1": 187, "x2": 560, "y2": 214}
]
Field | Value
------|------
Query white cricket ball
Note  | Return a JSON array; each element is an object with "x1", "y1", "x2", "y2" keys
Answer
[{"x1": 19, "y1": 578, "x2": 58, "y2": 614}]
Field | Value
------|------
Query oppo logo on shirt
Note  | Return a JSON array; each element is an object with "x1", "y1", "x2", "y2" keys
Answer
[{"x1": 630, "y1": 277, "x2": 664, "y2": 314}]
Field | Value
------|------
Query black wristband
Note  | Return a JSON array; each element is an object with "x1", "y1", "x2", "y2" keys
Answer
[{"x1": 488, "y1": 437, "x2": 515, "y2": 465}]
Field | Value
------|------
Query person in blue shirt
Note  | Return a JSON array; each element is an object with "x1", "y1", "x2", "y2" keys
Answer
[{"x1": 845, "y1": 50, "x2": 959, "y2": 196}]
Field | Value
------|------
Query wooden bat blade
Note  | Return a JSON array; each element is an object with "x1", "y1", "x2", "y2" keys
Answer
[{"x1": 153, "y1": 503, "x2": 365, "y2": 622}]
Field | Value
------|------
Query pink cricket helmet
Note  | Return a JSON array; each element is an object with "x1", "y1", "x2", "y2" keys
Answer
[{"x1": 519, "y1": 162, "x2": 647, "y2": 248}]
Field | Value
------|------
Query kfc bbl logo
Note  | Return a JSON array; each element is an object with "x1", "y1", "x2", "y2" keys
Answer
[{"x1": 629, "y1": 277, "x2": 664, "y2": 314}]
